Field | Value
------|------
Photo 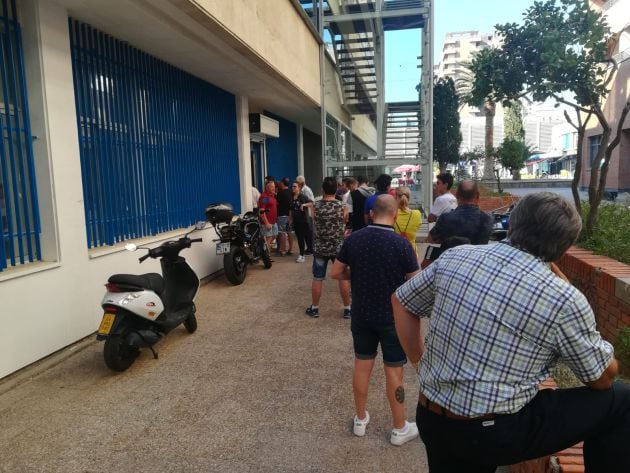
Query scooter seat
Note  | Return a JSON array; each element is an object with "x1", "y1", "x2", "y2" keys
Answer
[{"x1": 108, "y1": 273, "x2": 165, "y2": 295}]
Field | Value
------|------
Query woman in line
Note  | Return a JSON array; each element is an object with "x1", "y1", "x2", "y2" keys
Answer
[
  {"x1": 394, "y1": 186, "x2": 422, "y2": 254},
  {"x1": 289, "y1": 181, "x2": 312, "y2": 263}
]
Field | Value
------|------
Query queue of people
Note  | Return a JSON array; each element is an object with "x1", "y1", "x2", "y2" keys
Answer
[{"x1": 250, "y1": 173, "x2": 630, "y2": 469}]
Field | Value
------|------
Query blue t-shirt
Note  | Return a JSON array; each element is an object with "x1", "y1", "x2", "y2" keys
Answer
[{"x1": 336, "y1": 224, "x2": 419, "y2": 324}]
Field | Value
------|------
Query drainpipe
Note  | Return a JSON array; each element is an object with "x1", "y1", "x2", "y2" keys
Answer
[{"x1": 319, "y1": 0, "x2": 327, "y2": 179}]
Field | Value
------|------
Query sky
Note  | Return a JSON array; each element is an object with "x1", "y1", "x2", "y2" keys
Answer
[{"x1": 385, "y1": 0, "x2": 535, "y2": 102}]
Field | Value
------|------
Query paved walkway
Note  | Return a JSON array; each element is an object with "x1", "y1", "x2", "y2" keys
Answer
[{"x1": 0, "y1": 254, "x2": 427, "y2": 472}]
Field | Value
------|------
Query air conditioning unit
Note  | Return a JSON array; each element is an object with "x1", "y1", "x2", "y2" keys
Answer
[{"x1": 249, "y1": 114, "x2": 280, "y2": 138}]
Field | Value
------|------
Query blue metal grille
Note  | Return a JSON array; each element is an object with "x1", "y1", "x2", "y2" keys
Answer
[
  {"x1": 69, "y1": 19, "x2": 240, "y2": 248},
  {"x1": 0, "y1": 0, "x2": 40, "y2": 271},
  {"x1": 265, "y1": 112, "x2": 298, "y2": 181}
]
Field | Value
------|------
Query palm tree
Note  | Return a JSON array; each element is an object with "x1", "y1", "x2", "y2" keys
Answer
[{"x1": 454, "y1": 48, "x2": 516, "y2": 181}]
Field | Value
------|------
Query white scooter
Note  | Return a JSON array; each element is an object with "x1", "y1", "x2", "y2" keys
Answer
[{"x1": 96, "y1": 224, "x2": 204, "y2": 371}]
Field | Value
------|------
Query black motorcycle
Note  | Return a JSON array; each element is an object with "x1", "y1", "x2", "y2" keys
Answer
[
  {"x1": 489, "y1": 204, "x2": 513, "y2": 241},
  {"x1": 205, "y1": 203, "x2": 272, "y2": 285}
]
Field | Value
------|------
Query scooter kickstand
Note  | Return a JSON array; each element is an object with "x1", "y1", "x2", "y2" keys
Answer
[{"x1": 148, "y1": 345, "x2": 158, "y2": 359}]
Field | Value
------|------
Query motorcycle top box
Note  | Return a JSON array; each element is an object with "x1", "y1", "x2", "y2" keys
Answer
[{"x1": 205, "y1": 202, "x2": 234, "y2": 225}]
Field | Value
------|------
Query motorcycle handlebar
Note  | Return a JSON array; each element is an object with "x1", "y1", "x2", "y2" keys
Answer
[
  {"x1": 190, "y1": 238, "x2": 203, "y2": 243},
  {"x1": 139, "y1": 253, "x2": 150, "y2": 263}
]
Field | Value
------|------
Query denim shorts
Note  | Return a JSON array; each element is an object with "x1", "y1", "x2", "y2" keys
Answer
[
  {"x1": 312, "y1": 255, "x2": 335, "y2": 280},
  {"x1": 263, "y1": 223, "x2": 278, "y2": 238},
  {"x1": 277, "y1": 215, "x2": 291, "y2": 233},
  {"x1": 351, "y1": 318, "x2": 407, "y2": 367}
]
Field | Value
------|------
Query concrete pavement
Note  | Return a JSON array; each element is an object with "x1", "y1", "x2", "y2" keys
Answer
[{"x1": 0, "y1": 254, "x2": 427, "y2": 472}]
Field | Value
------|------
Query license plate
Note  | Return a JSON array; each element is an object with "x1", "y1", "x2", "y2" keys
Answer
[
  {"x1": 216, "y1": 242, "x2": 230, "y2": 255},
  {"x1": 98, "y1": 313, "x2": 116, "y2": 335}
]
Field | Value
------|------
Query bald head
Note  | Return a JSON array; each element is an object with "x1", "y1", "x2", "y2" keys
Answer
[
  {"x1": 456, "y1": 180, "x2": 480, "y2": 204},
  {"x1": 371, "y1": 194, "x2": 398, "y2": 225}
]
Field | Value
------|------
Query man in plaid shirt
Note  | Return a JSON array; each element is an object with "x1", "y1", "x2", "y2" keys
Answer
[{"x1": 393, "y1": 192, "x2": 629, "y2": 472}]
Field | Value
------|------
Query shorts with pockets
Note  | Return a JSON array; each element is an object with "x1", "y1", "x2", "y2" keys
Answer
[{"x1": 351, "y1": 318, "x2": 407, "y2": 367}]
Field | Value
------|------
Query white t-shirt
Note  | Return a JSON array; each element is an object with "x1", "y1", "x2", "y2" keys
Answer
[
  {"x1": 301, "y1": 184, "x2": 315, "y2": 202},
  {"x1": 252, "y1": 187, "x2": 261, "y2": 208},
  {"x1": 430, "y1": 192, "x2": 457, "y2": 218}
]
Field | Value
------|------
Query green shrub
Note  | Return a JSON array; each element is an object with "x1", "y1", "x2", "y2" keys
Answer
[
  {"x1": 615, "y1": 327, "x2": 630, "y2": 375},
  {"x1": 578, "y1": 203, "x2": 630, "y2": 264}
]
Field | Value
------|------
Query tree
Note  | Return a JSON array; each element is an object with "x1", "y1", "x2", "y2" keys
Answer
[
  {"x1": 496, "y1": 0, "x2": 630, "y2": 236},
  {"x1": 504, "y1": 100, "x2": 525, "y2": 142},
  {"x1": 457, "y1": 48, "x2": 524, "y2": 181},
  {"x1": 496, "y1": 138, "x2": 533, "y2": 181},
  {"x1": 433, "y1": 77, "x2": 462, "y2": 172}
]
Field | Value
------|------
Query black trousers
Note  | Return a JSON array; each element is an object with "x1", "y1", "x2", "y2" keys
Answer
[
  {"x1": 304, "y1": 217, "x2": 314, "y2": 253},
  {"x1": 293, "y1": 220, "x2": 309, "y2": 256},
  {"x1": 417, "y1": 381, "x2": 630, "y2": 472}
]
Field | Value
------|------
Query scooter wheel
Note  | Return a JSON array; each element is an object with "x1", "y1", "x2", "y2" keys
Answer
[
  {"x1": 184, "y1": 313, "x2": 197, "y2": 334},
  {"x1": 103, "y1": 335, "x2": 139, "y2": 372}
]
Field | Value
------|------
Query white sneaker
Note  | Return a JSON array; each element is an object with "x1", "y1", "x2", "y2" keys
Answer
[
  {"x1": 296, "y1": 255, "x2": 305, "y2": 263},
  {"x1": 390, "y1": 421, "x2": 419, "y2": 446},
  {"x1": 353, "y1": 411, "x2": 370, "y2": 437}
]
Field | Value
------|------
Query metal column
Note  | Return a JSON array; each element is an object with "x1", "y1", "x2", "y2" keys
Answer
[{"x1": 420, "y1": 0, "x2": 434, "y2": 211}]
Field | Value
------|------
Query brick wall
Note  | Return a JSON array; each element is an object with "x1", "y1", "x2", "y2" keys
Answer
[{"x1": 556, "y1": 246, "x2": 630, "y2": 348}]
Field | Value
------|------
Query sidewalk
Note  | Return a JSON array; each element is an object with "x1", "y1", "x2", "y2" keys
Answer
[{"x1": 0, "y1": 255, "x2": 427, "y2": 472}]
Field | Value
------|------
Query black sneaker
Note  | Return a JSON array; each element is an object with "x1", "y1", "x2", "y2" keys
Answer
[
  {"x1": 304, "y1": 250, "x2": 313, "y2": 256},
  {"x1": 343, "y1": 308, "x2": 351, "y2": 319},
  {"x1": 305, "y1": 305, "x2": 319, "y2": 317}
]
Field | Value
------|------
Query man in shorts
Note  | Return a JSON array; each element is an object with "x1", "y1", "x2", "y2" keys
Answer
[
  {"x1": 331, "y1": 195, "x2": 420, "y2": 445},
  {"x1": 258, "y1": 180, "x2": 278, "y2": 250},
  {"x1": 304, "y1": 177, "x2": 351, "y2": 318}
]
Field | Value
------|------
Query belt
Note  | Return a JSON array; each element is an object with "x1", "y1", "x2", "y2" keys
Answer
[{"x1": 418, "y1": 392, "x2": 495, "y2": 421}]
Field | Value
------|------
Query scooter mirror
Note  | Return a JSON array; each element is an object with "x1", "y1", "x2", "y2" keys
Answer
[
  {"x1": 124, "y1": 243, "x2": 137, "y2": 252},
  {"x1": 194, "y1": 221, "x2": 206, "y2": 230}
]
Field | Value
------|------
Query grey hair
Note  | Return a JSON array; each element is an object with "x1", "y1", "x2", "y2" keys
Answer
[{"x1": 508, "y1": 192, "x2": 582, "y2": 262}]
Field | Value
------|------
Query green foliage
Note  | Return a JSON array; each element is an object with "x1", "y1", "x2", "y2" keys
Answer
[
  {"x1": 504, "y1": 100, "x2": 525, "y2": 141},
  {"x1": 578, "y1": 203, "x2": 630, "y2": 264},
  {"x1": 614, "y1": 327, "x2": 630, "y2": 375},
  {"x1": 496, "y1": 0, "x2": 611, "y2": 107},
  {"x1": 496, "y1": 139, "x2": 531, "y2": 172},
  {"x1": 433, "y1": 77, "x2": 462, "y2": 171},
  {"x1": 462, "y1": 48, "x2": 524, "y2": 108}
]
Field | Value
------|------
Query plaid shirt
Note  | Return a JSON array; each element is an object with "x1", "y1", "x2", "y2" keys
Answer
[{"x1": 395, "y1": 242, "x2": 613, "y2": 417}]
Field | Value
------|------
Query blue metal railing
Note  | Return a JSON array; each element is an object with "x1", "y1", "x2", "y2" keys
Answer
[
  {"x1": 69, "y1": 19, "x2": 240, "y2": 248},
  {"x1": 0, "y1": 0, "x2": 41, "y2": 271}
]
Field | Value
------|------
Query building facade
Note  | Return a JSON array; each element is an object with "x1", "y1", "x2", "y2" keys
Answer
[
  {"x1": 583, "y1": 0, "x2": 630, "y2": 193},
  {"x1": 0, "y1": 0, "x2": 436, "y2": 378}
]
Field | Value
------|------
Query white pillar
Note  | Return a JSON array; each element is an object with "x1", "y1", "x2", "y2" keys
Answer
[
  {"x1": 297, "y1": 124, "x2": 304, "y2": 176},
  {"x1": 235, "y1": 95, "x2": 253, "y2": 212}
]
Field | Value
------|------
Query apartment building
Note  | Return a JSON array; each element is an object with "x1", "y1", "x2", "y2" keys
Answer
[{"x1": 583, "y1": 0, "x2": 630, "y2": 193}]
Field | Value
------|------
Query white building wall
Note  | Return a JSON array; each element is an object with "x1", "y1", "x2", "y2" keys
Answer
[{"x1": 0, "y1": 0, "x2": 224, "y2": 379}]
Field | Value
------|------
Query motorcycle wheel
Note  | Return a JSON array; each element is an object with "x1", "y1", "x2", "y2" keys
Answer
[
  {"x1": 261, "y1": 241, "x2": 272, "y2": 269},
  {"x1": 103, "y1": 335, "x2": 139, "y2": 372},
  {"x1": 184, "y1": 306, "x2": 197, "y2": 333},
  {"x1": 224, "y1": 246, "x2": 248, "y2": 285}
]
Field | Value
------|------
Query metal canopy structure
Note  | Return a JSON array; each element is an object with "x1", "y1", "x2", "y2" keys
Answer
[{"x1": 298, "y1": 0, "x2": 433, "y2": 208}]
